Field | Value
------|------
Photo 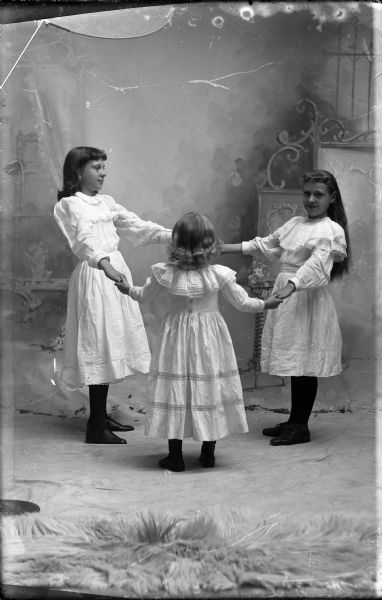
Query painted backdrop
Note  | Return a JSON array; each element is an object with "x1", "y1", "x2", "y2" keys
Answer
[{"x1": 0, "y1": 2, "x2": 376, "y2": 417}]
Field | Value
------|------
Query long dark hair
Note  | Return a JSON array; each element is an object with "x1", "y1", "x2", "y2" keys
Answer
[
  {"x1": 169, "y1": 212, "x2": 219, "y2": 269},
  {"x1": 57, "y1": 146, "x2": 107, "y2": 201},
  {"x1": 303, "y1": 169, "x2": 351, "y2": 279}
]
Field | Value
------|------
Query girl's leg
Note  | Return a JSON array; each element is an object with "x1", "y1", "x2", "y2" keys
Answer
[
  {"x1": 270, "y1": 376, "x2": 317, "y2": 446},
  {"x1": 290, "y1": 376, "x2": 318, "y2": 424},
  {"x1": 288, "y1": 376, "x2": 301, "y2": 423},
  {"x1": 199, "y1": 441, "x2": 216, "y2": 468},
  {"x1": 158, "y1": 439, "x2": 185, "y2": 472},
  {"x1": 86, "y1": 385, "x2": 127, "y2": 444}
]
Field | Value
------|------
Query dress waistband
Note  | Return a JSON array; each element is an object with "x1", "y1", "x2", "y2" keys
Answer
[
  {"x1": 279, "y1": 262, "x2": 299, "y2": 274},
  {"x1": 168, "y1": 294, "x2": 219, "y2": 314}
]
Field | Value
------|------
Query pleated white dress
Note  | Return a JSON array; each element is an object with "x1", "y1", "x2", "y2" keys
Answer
[
  {"x1": 129, "y1": 263, "x2": 265, "y2": 441},
  {"x1": 242, "y1": 216, "x2": 347, "y2": 377},
  {"x1": 53, "y1": 192, "x2": 171, "y2": 389}
]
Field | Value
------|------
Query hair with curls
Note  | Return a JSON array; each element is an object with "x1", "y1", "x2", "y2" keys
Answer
[
  {"x1": 169, "y1": 212, "x2": 220, "y2": 270},
  {"x1": 57, "y1": 146, "x2": 107, "y2": 201},
  {"x1": 303, "y1": 169, "x2": 351, "y2": 279}
]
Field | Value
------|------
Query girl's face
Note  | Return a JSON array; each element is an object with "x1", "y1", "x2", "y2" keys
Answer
[
  {"x1": 303, "y1": 181, "x2": 335, "y2": 220},
  {"x1": 79, "y1": 159, "x2": 106, "y2": 196}
]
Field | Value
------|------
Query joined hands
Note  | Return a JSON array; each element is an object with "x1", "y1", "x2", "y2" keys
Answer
[
  {"x1": 263, "y1": 295, "x2": 283, "y2": 309},
  {"x1": 274, "y1": 282, "x2": 296, "y2": 299},
  {"x1": 114, "y1": 276, "x2": 130, "y2": 295}
]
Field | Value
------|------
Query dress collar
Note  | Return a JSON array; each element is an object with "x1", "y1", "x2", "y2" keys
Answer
[
  {"x1": 75, "y1": 191, "x2": 103, "y2": 205},
  {"x1": 151, "y1": 263, "x2": 236, "y2": 297},
  {"x1": 304, "y1": 215, "x2": 330, "y2": 223}
]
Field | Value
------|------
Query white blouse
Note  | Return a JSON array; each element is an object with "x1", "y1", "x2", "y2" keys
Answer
[
  {"x1": 54, "y1": 192, "x2": 172, "y2": 268},
  {"x1": 129, "y1": 263, "x2": 265, "y2": 313},
  {"x1": 242, "y1": 216, "x2": 347, "y2": 291}
]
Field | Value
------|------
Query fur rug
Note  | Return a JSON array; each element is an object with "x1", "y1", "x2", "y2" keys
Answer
[{"x1": 1, "y1": 509, "x2": 376, "y2": 597}]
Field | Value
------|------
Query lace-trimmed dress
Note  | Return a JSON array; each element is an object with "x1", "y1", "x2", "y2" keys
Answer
[
  {"x1": 129, "y1": 263, "x2": 265, "y2": 441},
  {"x1": 53, "y1": 192, "x2": 171, "y2": 389},
  {"x1": 242, "y1": 216, "x2": 347, "y2": 377}
]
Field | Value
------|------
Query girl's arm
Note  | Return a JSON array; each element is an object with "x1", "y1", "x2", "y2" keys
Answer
[
  {"x1": 98, "y1": 258, "x2": 124, "y2": 283},
  {"x1": 220, "y1": 243, "x2": 243, "y2": 254},
  {"x1": 115, "y1": 275, "x2": 163, "y2": 304},
  {"x1": 221, "y1": 232, "x2": 281, "y2": 262},
  {"x1": 221, "y1": 279, "x2": 283, "y2": 312},
  {"x1": 276, "y1": 239, "x2": 335, "y2": 297},
  {"x1": 54, "y1": 199, "x2": 111, "y2": 269},
  {"x1": 111, "y1": 199, "x2": 172, "y2": 246}
]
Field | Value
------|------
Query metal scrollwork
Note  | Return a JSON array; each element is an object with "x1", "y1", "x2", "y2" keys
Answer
[
  {"x1": 280, "y1": 98, "x2": 319, "y2": 146},
  {"x1": 266, "y1": 144, "x2": 305, "y2": 190},
  {"x1": 266, "y1": 98, "x2": 318, "y2": 190},
  {"x1": 266, "y1": 97, "x2": 375, "y2": 190},
  {"x1": 319, "y1": 117, "x2": 375, "y2": 144}
]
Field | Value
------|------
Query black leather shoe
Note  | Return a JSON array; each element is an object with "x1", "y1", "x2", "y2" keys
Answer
[
  {"x1": 262, "y1": 421, "x2": 290, "y2": 437},
  {"x1": 158, "y1": 455, "x2": 185, "y2": 472},
  {"x1": 106, "y1": 415, "x2": 134, "y2": 432},
  {"x1": 86, "y1": 428, "x2": 127, "y2": 444},
  {"x1": 199, "y1": 454, "x2": 215, "y2": 468},
  {"x1": 270, "y1": 423, "x2": 310, "y2": 446}
]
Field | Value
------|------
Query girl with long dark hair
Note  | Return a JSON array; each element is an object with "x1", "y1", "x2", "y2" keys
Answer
[
  {"x1": 54, "y1": 146, "x2": 171, "y2": 444},
  {"x1": 222, "y1": 170, "x2": 350, "y2": 445}
]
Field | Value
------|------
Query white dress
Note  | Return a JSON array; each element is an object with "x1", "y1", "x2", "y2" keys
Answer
[
  {"x1": 53, "y1": 192, "x2": 171, "y2": 389},
  {"x1": 242, "y1": 216, "x2": 347, "y2": 377},
  {"x1": 129, "y1": 263, "x2": 265, "y2": 441}
]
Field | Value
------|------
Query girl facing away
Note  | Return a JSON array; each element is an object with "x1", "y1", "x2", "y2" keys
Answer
[
  {"x1": 222, "y1": 170, "x2": 351, "y2": 446},
  {"x1": 115, "y1": 212, "x2": 283, "y2": 471},
  {"x1": 54, "y1": 146, "x2": 172, "y2": 444}
]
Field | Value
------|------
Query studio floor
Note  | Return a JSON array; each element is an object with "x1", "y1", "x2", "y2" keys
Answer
[
  {"x1": 7, "y1": 400, "x2": 376, "y2": 522},
  {"x1": 2, "y1": 370, "x2": 380, "y2": 599}
]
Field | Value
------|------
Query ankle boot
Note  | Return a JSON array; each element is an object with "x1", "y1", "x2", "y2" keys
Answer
[
  {"x1": 105, "y1": 414, "x2": 134, "y2": 432},
  {"x1": 158, "y1": 439, "x2": 185, "y2": 472},
  {"x1": 86, "y1": 417, "x2": 127, "y2": 444},
  {"x1": 270, "y1": 423, "x2": 310, "y2": 446},
  {"x1": 262, "y1": 422, "x2": 290, "y2": 437},
  {"x1": 199, "y1": 441, "x2": 216, "y2": 468}
]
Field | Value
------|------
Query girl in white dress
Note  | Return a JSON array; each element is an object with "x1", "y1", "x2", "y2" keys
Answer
[
  {"x1": 54, "y1": 147, "x2": 171, "y2": 444},
  {"x1": 222, "y1": 170, "x2": 350, "y2": 446},
  {"x1": 115, "y1": 212, "x2": 282, "y2": 471}
]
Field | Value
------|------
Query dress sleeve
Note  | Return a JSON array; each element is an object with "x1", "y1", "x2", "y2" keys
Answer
[
  {"x1": 111, "y1": 198, "x2": 172, "y2": 246},
  {"x1": 54, "y1": 199, "x2": 109, "y2": 268},
  {"x1": 241, "y1": 230, "x2": 282, "y2": 262},
  {"x1": 129, "y1": 276, "x2": 164, "y2": 304},
  {"x1": 288, "y1": 238, "x2": 334, "y2": 290},
  {"x1": 221, "y1": 279, "x2": 265, "y2": 312}
]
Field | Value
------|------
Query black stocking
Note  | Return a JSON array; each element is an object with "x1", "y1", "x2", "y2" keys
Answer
[
  {"x1": 289, "y1": 376, "x2": 318, "y2": 425},
  {"x1": 88, "y1": 384, "x2": 109, "y2": 429}
]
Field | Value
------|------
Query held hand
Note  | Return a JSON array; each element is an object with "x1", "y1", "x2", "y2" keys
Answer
[
  {"x1": 216, "y1": 240, "x2": 224, "y2": 256},
  {"x1": 274, "y1": 282, "x2": 295, "y2": 300},
  {"x1": 263, "y1": 295, "x2": 283, "y2": 310},
  {"x1": 115, "y1": 277, "x2": 131, "y2": 295},
  {"x1": 101, "y1": 262, "x2": 124, "y2": 283}
]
